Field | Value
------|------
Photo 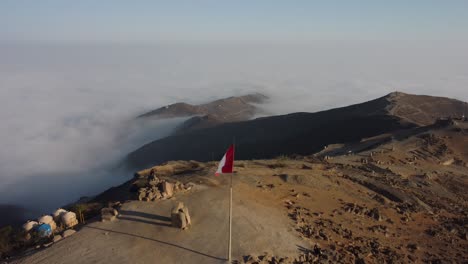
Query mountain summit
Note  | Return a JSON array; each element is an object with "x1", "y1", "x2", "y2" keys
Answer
[{"x1": 383, "y1": 92, "x2": 466, "y2": 125}]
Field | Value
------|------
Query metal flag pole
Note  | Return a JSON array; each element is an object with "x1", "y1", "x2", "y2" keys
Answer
[
  {"x1": 228, "y1": 138, "x2": 235, "y2": 262},
  {"x1": 228, "y1": 170, "x2": 232, "y2": 262}
]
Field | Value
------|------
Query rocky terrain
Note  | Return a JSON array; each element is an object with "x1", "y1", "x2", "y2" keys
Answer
[
  {"x1": 9, "y1": 120, "x2": 467, "y2": 263},
  {"x1": 126, "y1": 92, "x2": 467, "y2": 170}
]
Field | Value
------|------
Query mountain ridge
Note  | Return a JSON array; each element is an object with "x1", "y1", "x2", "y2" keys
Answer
[
  {"x1": 137, "y1": 92, "x2": 268, "y2": 120},
  {"x1": 137, "y1": 93, "x2": 269, "y2": 134},
  {"x1": 125, "y1": 92, "x2": 467, "y2": 170}
]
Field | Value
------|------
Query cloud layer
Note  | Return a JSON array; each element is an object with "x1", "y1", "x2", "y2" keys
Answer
[{"x1": 0, "y1": 43, "x2": 467, "y2": 217}]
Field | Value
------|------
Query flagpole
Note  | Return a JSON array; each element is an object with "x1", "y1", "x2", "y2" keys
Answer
[
  {"x1": 228, "y1": 173, "x2": 232, "y2": 262},
  {"x1": 228, "y1": 138, "x2": 235, "y2": 262}
]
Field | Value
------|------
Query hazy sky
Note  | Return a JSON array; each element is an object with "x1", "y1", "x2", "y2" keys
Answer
[{"x1": 1, "y1": 0, "x2": 468, "y2": 44}]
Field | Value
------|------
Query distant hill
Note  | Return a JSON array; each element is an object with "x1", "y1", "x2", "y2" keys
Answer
[
  {"x1": 309, "y1": 91, "x2": 466, "y2": 125},
  {"x1": 125, "y1": 92, "x2": 467, "y2": 170},
  {"x1": 137, "y1": 93, "x2": 268, "y2": 133},
  {"x1": 383, "y1": 92, "x2": 467, "y2": 125}
]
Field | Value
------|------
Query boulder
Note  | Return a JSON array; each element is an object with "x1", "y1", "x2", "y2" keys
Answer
[
  {"x1": 177, "y1": 212, "x2": 188, "y2": 229},
  {"x1": 162, "y1": 182, "x2": 174, "y2": 197},
  {"x1": 101, "y1": 207, "x2": 118, "y2": 222},
  {"x1": 53, "y1": 235, "x2": 62, "y2": 242},
  {"x1": 146, "y1": 191, "x2": 156, "y2": 201},
  {"x1": 148, "y1": 175, "x2": 160, "y2": 186},
  {"x1": 368, "y1": 208, "x2": 383, "y2": 221},
  {"x1": 138, "y1": 188, "x2": 147, "y2": 201},
  {"x1": 154, "y1": 191, "x2": 162, "y2": 200},
  {"x1": 61, "y1": 212, "x2": 78, "y2": 228},
  {"x1": 174, "y1": 181, "x2": 183, "y2": 191},
  {"x1": 52, "y1": 208, "x2": 68, "y2": 223},
  {"x1": 171, "y1": 202, "x2": 191, "y2": 230},
  {"x1": 441, "y1": 158, "x2": 454, "y2": 166},
  {"x1": 181, "y1": 206, "x2": 191, "y2": 226},
  {"x1": 38, "y1": 215, "x2": 57, "y2": 232},
  {"x1": 22, "y1": 220, "x2": 38, "y2": 233},
  {"x1": 171, "y1": 203, "x2": 184, "y2": 224}
]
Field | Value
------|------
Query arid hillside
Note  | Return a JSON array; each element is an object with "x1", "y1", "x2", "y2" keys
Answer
[{"x1": 12, "y1": 121, "x2": 467, "y2": 263}]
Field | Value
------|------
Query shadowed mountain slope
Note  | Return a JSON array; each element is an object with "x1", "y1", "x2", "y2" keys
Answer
[{"x1": 126, "y1": 92, "x2": 466, "y2": 170}]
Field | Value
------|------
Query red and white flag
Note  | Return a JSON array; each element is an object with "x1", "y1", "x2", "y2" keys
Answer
[{"x1": 215, "y1": 144, "x2": 235, "y2": 176}]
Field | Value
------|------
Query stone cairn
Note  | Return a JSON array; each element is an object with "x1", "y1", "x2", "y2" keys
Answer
[
  {"x1": 136, "y1": 172, "x2": 192, "y2": 202},
  {"x1": 171, "y1": 202, "x2": 191, "y2": 230}
]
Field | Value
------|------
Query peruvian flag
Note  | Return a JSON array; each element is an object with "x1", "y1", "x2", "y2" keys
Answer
[{"x1": 215, "y1": 145, "x2": 235, "y2": 176}]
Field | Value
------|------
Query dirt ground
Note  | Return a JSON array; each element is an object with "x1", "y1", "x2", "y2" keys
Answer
[
  {"x1": 13, "y1": 175, "x2": 305, "y2": 264},
  {"x1": 12, "y1": 123, "x2": 468, "y2": 264}
]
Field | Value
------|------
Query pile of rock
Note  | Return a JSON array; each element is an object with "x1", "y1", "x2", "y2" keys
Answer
[
  {"x1": 243, "y1": 245, "x2": 332, "y2": 264},
  {"x1": 21, "y1": 208, "x2": 79, "y2": 247},
  {"x1": 22, "y1": 216, "x2": 57, "y2": 240},
  {"x1": 243, "y1": 253, "x2": 291, "y2": 264},
  {"x1": 171, "y1": 202, "x2": 191, "y2": 230},
  {"x1": 136, "y1": 174, "x2": 192, "y2": 202}
]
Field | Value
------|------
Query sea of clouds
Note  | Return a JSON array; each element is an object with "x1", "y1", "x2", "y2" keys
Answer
[{"x1": 0, "y1": 42, "x2": 467, "y2": 220}]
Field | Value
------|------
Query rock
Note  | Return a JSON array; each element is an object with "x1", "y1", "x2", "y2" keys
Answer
[
  {"x1": 138, "y1": 188, "x2": 147, "y2": 201},
  {"x1": 313, "y1": 244, "x2": 322, "y2": 256},
  {"x1": 154, "y1": 191, "x2": 162, "y2": 200},
  {"x1": 178, "y1": 212, "x2": 188, "y2": 229},
  {"x1": 162, "y1": 182, "x2": 174, "y2": 197},
  {"x1": 61, "y1": 212, "x2": 78, "y2": 228},
  {"x1": 184, "y1": 182, "x2": 194, "y2": 191},
  {"x1": 148, "y1": 175, "x2": 160, "y2": 186},
  {"x1": 368, "y1": 208, "x2": 383, "y2": 221},
  {"x1": 101, "y1": 207, "x2": 118, "y2": 222},
  {"x1": 318, "y1": 229, "x2": 329, "y2": 240},
  {"x1": 441, "y1": 158, "x2": 454, "y2": 166},
  {"x1": 62, "y1": 230, "x2": 76, "y2": 238},
  {"x1": 174, "y1": 181, "x2": 184, "y2": 191},
  {"x1": 146, "y1": 191, "x2": 156, "y2": 201},
  {"x1": 372, "y1": 195, "x2": 386, "y2": 204},
  {"x1": 52, "y1": 235, "x2": 63, "y2": 243},
  {"x1": 181, "y1": 206, "x2": 191, "y2": 226},
  {"x1": 171, "y1": 202, "x2": 191, "y2": 230},
  {"x1": 53, "y1": 235, "x2": 62, "y2": 242},
  {"x1": 43, "y1": 242, "x2": 54, "y2": 247},
  {"x1": 407, "y1": 243, "x2": 418, "y2": 252},
  {"x1": 243, "y1": 255, "x2": 256, "y2": 263}
]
